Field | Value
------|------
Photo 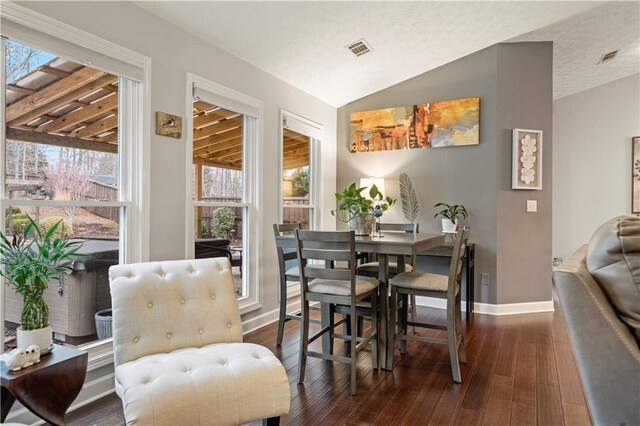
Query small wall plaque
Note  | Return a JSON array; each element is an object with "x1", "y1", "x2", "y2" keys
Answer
[{"x1": 155, "y1": 111, "x2": 182, "y2": 139}]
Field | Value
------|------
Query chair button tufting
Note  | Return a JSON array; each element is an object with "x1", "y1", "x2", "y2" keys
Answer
[
  {"x1": 180, "y1": 299, "x2": 185, "y2": 304},
  {"x1": 133, "y1": 337, "x2": 139, "y2": 343},
  {"x1": 166, "y1": 333, "x2": 172, "y2": 339},
  {"x1": 160, "y1": 273, "x2": 166, "y2": 277},
  {"x1": 147, "y1": 303, "x2": 153, "y2": 308},
  {"x1": 227, "y1": 322, "x2": 232, "y2": 328},
  {"x1": 198, "y1": 329, "x2": 204, "y2": 335},
  {"x1": 211, "y1": 294, "x2": 216, "y2": 300}
]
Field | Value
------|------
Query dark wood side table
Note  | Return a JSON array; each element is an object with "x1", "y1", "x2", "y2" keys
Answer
[
  {"x1": 417, "y1": 243, "x2": 475, "y2": 321},
  {"x1": 1, "y1": 344, "x2": 88, "y2": 426}
]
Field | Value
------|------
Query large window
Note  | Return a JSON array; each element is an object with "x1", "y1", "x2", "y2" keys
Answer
[
  {"x1": 187, "y1": 76, "x2": 261, "y2": 311},
  {"x1": 280, "y1": 112, "x2": 321, "y2": 230},
  {"x1": 1, "y1": 39, "x2": 143, "y2": 350}
]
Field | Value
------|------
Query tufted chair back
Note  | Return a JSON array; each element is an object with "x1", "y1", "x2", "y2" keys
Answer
[{"x1": 109, "y1": 258, "x2": 242, "y2": 368}]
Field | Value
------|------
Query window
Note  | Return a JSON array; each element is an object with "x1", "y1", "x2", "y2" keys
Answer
[
  {"x1": 1, "y1": 38, "x2": 144, "y2": 350},
  {"x1": 280, "y1": 111, "x2": 321, "y2": 230},
  {"x1": 187, "y1": 75, "x2": 262, "y2": 312}
]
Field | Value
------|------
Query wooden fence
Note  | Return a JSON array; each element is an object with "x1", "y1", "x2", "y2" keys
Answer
[{"x1": 80, "y1": 181, "x2": 119, "y2": 221}]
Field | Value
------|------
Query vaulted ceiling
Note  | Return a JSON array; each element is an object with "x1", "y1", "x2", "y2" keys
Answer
[{"x1": 135, "y1": 1, "x2": 637, "y2": 107}]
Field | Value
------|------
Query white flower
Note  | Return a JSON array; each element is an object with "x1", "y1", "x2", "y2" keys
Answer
[
  {"x1": 521, "y1": 167, "x2": 535, "y2": 184},
  {"x1": 518, "y1": 135, "x2": 538, "y2": 185}
]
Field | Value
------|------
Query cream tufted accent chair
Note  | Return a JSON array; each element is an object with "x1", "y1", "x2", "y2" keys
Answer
[{"x1": 109, "y1": 258, "x2": 290, "y2": 425}]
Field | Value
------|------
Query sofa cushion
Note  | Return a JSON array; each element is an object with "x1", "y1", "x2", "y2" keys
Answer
[
  {"x1": 115, "y1": 342, "x2": 290, "y2": 425},
  {"x1": 586, "y1": 215, "x2": 640, "y2": 343}
]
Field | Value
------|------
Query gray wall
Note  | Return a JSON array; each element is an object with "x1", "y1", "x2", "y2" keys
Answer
[
  {"x1": 553, "y1": 73, "x2": 640, "y2": 259},
  {"x1": 496, "y1": 42, "x2": 553, "y2": 304},
  {"x1": 337, "y1": 42, "x2": 553, "y2": 305}
]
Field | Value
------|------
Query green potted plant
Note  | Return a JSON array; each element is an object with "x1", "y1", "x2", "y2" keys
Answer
[
  {"x1": 0, "y1": 217, "x2": 83, "y2": 353},
  {"x1": 332, "y1": 182, "x2": 395, "y2": 235},
  {"x1": 211, "y1": 207, "x2": 236, "y2": 239},
  {"x1": 433, "y1": 202, "x2": 468, "y2": 233}
]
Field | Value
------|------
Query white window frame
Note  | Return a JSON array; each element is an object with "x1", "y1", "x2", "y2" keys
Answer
[
  {"x1": 279, "y1": 109, "x2": 322, "y2": 230},
  {"x1": 0, "y1": 3, "x2": 150, "y2": 365},
  {"x1": 185, "y1": 73, "x2": 263, "y2": 314}
]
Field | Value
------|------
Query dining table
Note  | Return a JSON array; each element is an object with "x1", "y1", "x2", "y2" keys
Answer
[{"x1": 275, "y1": 230, "x2": 445, "y2": 370}]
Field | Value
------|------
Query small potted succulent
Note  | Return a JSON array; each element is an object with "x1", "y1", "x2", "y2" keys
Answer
[
  {"x1": 0, "y1": 217, "x2": 83, "y2": 353},
  {"x1": 433, "y1": 202, "x2": 468, "y2": 233},
  {"x1": 332, "y1": 183, "x2": 395, "y2": 235}
]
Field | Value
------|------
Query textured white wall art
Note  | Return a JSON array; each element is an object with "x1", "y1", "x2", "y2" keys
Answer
[{"x1": 512, "y1": 129, "x2": 543, "y2": 190}]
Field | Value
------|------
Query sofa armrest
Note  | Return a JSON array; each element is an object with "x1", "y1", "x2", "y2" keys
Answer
[{"x1": 553, "y1": 246, "x2": 640, "y2": 426}]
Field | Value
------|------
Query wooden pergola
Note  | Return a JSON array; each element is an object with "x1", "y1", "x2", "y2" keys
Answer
[
  {"x1": 6, "y1": 57, "x2": 310, "y2": 171},
  {"x1": 5, "y1": 57, "x2": 119, "y2": 154},
  {"x1": 192, "y1": 100, "x2": 310, "y2": 171}
]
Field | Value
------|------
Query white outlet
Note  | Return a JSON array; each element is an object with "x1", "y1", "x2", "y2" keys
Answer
[
  {"x1": 481, "y1": 273, "x2": 490, "y2": 286},
  {"x1": 526, "y1": 200, "x2": 537, "y2": 212}
]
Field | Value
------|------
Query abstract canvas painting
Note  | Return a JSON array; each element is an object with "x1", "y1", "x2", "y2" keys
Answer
[
  {"x1": 512, "y1": 129, "x2": 543, "y2": 190},
  {"x1": 633, "y1": 137, "x2": 640, "y2": 213},
  {"x1": 349, "y1": 97, "x2": 479, "y2": 152}
]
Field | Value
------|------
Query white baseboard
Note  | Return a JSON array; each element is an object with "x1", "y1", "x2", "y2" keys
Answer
[{"x1": 415, "y1": 296, "x2": 554, "y2": 315}]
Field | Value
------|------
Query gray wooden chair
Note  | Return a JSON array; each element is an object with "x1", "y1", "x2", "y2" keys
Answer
[
  {"x1": 357, "y1": 222, "x2": 419, "y2": 330},
  {"x1": 295, "y1": 229, "x2": 379, "y2": 395},
  {"x1": 273, "y1": 223, "x2": 321, "y2": 346},
  {"x1": 389, "y1": 226, "x2": 470, "y2": 383}
]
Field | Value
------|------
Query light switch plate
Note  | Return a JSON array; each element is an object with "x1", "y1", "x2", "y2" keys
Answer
[{"x1": 527, "y1": 200, "x2": 537, "y2": 212}]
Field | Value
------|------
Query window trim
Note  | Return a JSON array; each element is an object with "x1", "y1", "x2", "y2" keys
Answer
[
  {"x1": 278, "y1": 109, "x2": 323, "y2": 230},
  {"x1": 185, "y1": 73, "x2": 263, "y2": 315},
  {"x1": 0, "y1": 3, "x2": 151, "y2": 360}
]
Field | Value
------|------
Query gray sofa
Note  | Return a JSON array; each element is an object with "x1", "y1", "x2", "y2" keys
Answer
[{"x1": 553, "y1": 216, "x2": 640, "y2": 426}]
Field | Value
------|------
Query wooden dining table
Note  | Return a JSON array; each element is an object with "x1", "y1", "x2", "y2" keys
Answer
[{"x1": 275, "y1": 231, "x2": 445, "y2": 370}]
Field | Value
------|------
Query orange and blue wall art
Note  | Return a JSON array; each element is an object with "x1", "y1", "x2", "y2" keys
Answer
[{"x1": 349, "y1": 97, "x2": 479, "y2": 152}]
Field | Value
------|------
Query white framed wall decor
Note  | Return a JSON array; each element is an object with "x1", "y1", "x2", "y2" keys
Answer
[{"x1": 512, "y1": 128, "x2": 543, "y2": 190}]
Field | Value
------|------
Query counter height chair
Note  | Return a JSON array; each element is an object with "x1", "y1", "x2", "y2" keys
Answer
[
  {"x1": 295, "y1": 230, "x2": 379, "y2": 395},
  {"x1": 389, "y1": 226, "x2": 470, "y2": 383},
  {"x1": 273, "y1": 223, "x2": 322, "y2": 346}
]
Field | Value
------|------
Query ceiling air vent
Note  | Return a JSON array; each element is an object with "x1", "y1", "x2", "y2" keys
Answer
[
  {"x1": 346, "y1": 39, "x2": 373, "y2": 57},
  {"x1": 598, "y1": 50, "x2": 618, "y2": 64}
]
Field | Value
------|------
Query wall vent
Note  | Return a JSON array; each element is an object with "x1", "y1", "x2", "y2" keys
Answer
[
  {"x1": 346, "y1": 39, "x2": 373, "y2": 57},
  {"x1": 598, "y1": 50, "x2": 618, "y2": 64}
]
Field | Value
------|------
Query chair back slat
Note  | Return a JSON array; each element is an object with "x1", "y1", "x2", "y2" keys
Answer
[
  {"x1": 296, "y1": 229, "x2": 355, "y2": 243},
  {"x1": 303, "y1": 266, "x2": 352, "y2": 281},
  {"x1": 301, "y1": 248, "x2": 352, "y2": 262}
]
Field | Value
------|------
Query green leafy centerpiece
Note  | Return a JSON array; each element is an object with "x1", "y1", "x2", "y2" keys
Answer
[
  {"x1": 332, "y1": 183, "x2": 395, "y2": 235},
  {"x1": 0, "y1": 217, "x2": 83, "y2": 353}
]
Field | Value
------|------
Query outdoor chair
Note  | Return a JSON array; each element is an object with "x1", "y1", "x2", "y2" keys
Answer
[{"x1": 389, "y1": 226, "x2": 470, "y2": 383}]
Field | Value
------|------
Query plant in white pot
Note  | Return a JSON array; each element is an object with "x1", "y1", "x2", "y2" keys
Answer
[
  {"x1": 433, "y1": 202, "x2": 468, "y2": 233},
  {"x1": 0, "y1": 218, "x2": 83, "y2": 354},
  {"x1": 332, "y1": 183, "x2": 395, "y2": 235}
]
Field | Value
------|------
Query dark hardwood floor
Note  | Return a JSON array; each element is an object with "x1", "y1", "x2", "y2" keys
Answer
[{"x1": 67, "y1": 300, "x2": 590, "y2": 425}]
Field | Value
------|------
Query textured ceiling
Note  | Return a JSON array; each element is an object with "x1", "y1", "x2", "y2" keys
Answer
[
  {"x1": 136, "y1": 1, "x2": 602, "y2": 106},
  {"x1": 511, "y1": 2, "x2": 640, "y2": 99}
]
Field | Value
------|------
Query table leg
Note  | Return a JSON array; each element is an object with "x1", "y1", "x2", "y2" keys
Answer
[
  {"x1": 465, "y1": 246, "x2": 475, "y2": 321},
  {"x1": 377, "y1": 253, "x2": 391, "y2": 370},
  {"x1": 321, "y1": 302, "x2": 332, "y2": 354},
  {"x1": 1, "y1": 387, "x2": 16, "y2": 422}
]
